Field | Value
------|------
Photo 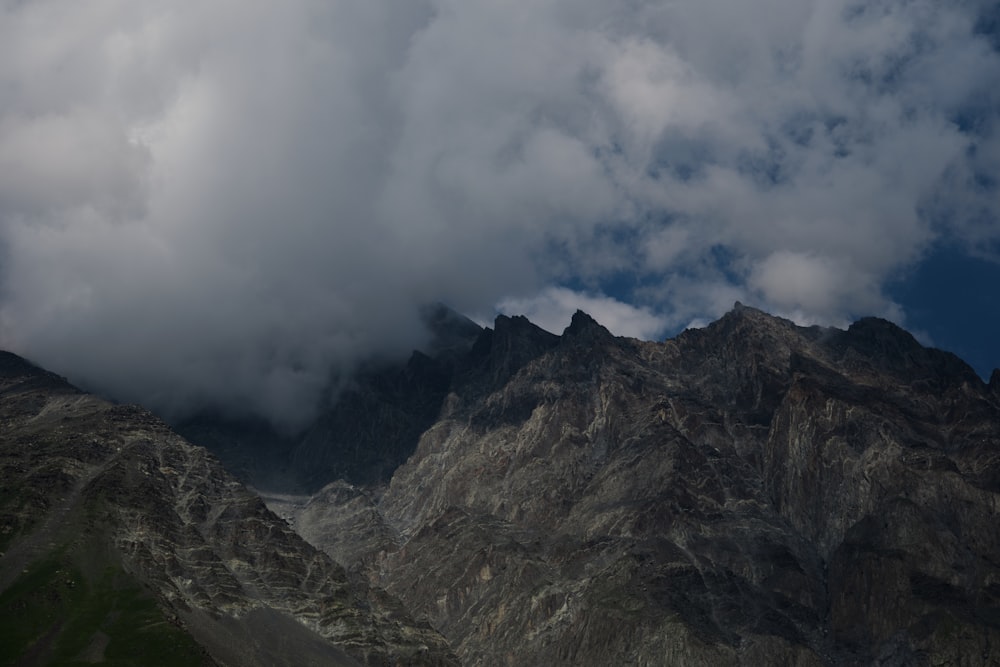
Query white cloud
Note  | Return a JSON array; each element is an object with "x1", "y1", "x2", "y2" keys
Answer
[
  {"x1": 748, "y1": 251, "x2": 900, "y2": 323},
  {"x1": 497, "y1": 287, "x2": 669, "y2": 340},
  {"x1": 0, "y1": 0, "x2": 997, "y2": 425}
]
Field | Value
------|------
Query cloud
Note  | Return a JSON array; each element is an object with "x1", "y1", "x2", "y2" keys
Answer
[
  {"x1": 0, "y1": 0, "x2": 997, "y2": 426},
  {"x1": 497, "y1": 287, "x2": 669, "y2": 339},
  {"x1": 748, "y1": 251, "x2": 895, "y2": 323}
]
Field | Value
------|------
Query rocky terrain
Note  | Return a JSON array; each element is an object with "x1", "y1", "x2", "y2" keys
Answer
[
  {"x1": 262, "y1": 305, "x2": 1000, "y2": 665},
  {"x1": 0, "y1": 352, "x2": 459, "y2": 666},
  {"x1": 4, "y1": 303, "x2": 1000, "y2": 666}
]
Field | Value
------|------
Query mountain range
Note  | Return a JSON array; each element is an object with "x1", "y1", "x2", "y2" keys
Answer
[{"x1": 3, "y1": 303, "x2": 999, "y2": 665}]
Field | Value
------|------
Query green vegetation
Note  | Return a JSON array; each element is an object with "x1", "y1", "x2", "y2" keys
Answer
[{"x1": 0, "y1": 553, "x2": 211, "y2": 666}]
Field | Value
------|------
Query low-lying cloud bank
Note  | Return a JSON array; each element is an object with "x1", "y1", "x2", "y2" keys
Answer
[{"x1": 0, "y1": 0, "x2": 997, "y2": 426}]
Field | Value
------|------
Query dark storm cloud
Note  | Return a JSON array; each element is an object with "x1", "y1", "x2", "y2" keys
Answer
[{"x1": 1, "y1": 0, "x2": 997, "y2": 426}]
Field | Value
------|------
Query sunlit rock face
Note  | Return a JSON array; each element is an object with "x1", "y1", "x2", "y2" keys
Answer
[
  {"x1": 283, "y1": 304, "x2": 1000, "y2": 666},
  {"x1": 0, "y1": 352, "x2": 459, "y2": 667}
]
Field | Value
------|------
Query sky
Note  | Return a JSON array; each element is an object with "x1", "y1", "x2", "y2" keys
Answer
[{"x1": 0, "y1": 0, "x2": 998, "y2": 428}]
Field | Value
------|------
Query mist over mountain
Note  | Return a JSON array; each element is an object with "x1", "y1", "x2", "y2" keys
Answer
[{"x1": 2, "y1": 0, "x2": 998, "y2": 432}]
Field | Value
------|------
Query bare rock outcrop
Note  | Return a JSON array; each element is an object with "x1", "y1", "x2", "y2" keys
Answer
[
  {"x1": 293, "y1": 305, "x2": 1000, "y2": 666},
  {"x1": 0, "y1": 352, "x2": 459, "y2": 667}
]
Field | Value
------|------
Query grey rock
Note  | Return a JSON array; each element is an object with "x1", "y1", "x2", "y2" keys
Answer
[
  {"x1": 291, "y1": 305, "x2": 1000, "y2": 666},
  {"x1": 0, "y1": 352, "x2": 459, "y2": 666}
]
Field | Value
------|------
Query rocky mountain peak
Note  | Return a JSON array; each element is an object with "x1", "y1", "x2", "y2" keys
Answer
[
  {"x1": 833, "y1": 316, "x2": 982, "y2": 388},
  {"x1": 0, "y1": 350, "x2": 73, "y2": 392},
  {"x1": 688, "y1": 302, "x2": 807, "y2": 355},
  {"x1": 418, "y1": 302, "x2": 483, "y2": 357},
  {"x1": 492, "y1": 313, "x2": 555, "y2": 340},
  {"x1": 718, "y1": 301, "x2": 804, "y2": 334},
  {"x1": 463, "y1": 314, "x2": 559, "y2": 391},
  {"x1": 675, "y1": 302, "x2": 810, "y2": 376},
  {"x1": 0, "y1": 350, "x2": 39, "y2": 376},
  {"x1": 841, "y1": 316, "x2": 923, "y2": 357},
  {"x1": 561, "y1": 309, "x2": 614, "y2": 344}
]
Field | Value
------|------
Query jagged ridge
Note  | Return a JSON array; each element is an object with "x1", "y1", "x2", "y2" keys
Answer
[{"x1": 287, "y1": 304, "x2": 1000, "y2": 666}]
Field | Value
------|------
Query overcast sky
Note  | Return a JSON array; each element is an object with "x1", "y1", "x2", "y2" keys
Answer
[{"x1": 1, "y1": 0, "x2": 998, "y2": 427}]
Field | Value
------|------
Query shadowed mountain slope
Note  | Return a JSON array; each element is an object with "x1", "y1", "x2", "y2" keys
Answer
[{"x1": 0, "y1": 352, "x2": 459, "y2": 667}]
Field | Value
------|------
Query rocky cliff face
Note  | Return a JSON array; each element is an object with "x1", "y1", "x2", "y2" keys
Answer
[
  {"x1": 282, "y1": 305, "x2": 1000, "y2": 666},
  {"x1": 6, "y1": 302, "x2": 999, "y2": 666},
  {"x1": 0, "y1": 352, "x2": 459, "y2": 666}
]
